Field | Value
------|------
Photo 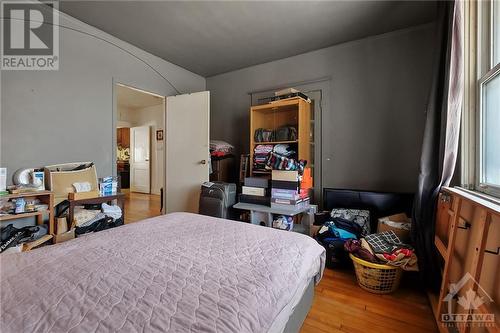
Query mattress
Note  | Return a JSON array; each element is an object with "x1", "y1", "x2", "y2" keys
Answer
[{"x1": 0, "y1": 212, "x2": 325, "y2": 333}]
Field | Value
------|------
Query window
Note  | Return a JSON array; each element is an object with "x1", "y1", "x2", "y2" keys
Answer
[
  {"x1": 477, "y1": 0, "x2": 500, "y2": 197},
  {"x1": 493, "y1": 0, "x2": 500, "y2": 66},
  {"x1": 463, "y1": 0, "x2": 500, "y2": 198},
  {"x1": 479, "y1": 68, "x2": 500, "y2": 195}
]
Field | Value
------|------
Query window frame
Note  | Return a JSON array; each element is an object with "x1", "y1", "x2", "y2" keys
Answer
[
  {"x1": 476, "y1": 63, "x2": 500, "y2": 197},
  {"x1": 462, "y1": 0, "x2": 500, "y2": 198}
]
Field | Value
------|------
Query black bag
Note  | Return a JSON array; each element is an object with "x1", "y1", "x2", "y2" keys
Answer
[
  {"x1": 254, "y1": 128, "x2": 274, "y2": 142},
  {"x1": 199, "y1": 182, "x2": 236, "y2": 219},
  {"x1": 320, "y1": 238, "x2": 350, "y2": 268},
  {"x1": 275, "y1": 126, "x2": 297, "y2": 141}
]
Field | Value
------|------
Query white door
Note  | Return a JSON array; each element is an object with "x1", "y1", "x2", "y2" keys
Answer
[
  {"x1": 130, "y1": 126, "x2": 151, "y2": 193},
  {"x1": 166, "y1": 91, "x2": 209, "y2": 213}
]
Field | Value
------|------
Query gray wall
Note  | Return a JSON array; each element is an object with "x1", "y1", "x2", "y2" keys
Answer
[
  {"x1": 207, "y1": 24, "x2": 436, "y2": 193},
  {"x1": 0, "y1": 10, "x2": 205, "y2": 183}
]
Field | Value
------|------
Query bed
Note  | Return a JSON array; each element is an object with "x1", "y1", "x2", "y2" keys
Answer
[{"x1": 0, "y1": 212, "x2": 325, "y2": 333}]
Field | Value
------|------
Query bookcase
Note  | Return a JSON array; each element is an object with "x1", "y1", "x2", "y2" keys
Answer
[{"x1": 249, "y1": 98, "x2": 311, "y2": 176}]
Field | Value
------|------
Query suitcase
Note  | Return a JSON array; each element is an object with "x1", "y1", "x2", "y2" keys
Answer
[{"x1": 199, "y1": 182, "x2": 236, "y2": 219}]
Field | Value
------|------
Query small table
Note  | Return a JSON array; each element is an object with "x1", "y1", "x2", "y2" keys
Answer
[
  {"x1": 233, "y1": 202, "x2": 312, "y2": 233},
  {"x1": 67, "y1": 193, "x2": 125, "y2": 231}
]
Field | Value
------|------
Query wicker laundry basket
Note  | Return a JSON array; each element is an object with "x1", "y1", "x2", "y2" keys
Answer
[{"x1": 349, "y1": 254, "x2": 403, "y2": 294}]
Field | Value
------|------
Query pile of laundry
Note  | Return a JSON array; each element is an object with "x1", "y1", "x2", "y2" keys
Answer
[
  {"x1": 210, "y1": 140, "x2": 234, "y2": 158},
  {"x1": 71, "y1": 203, "x2": 123, "y2": 236},
  {"x1": 315, "y1": 215, "x2": 370, "y2": 268},
  {"x1": 0, "y1": 224, "x2": 48, "y2": 253},
  {"x1": 345, "y1": 230, "x2": 418, "y2": 271}
]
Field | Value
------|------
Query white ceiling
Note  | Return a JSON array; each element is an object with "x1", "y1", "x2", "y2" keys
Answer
[
  {"x1": 60, "y1": 1, "x2": 436, "y2": 77},
  {"x1": 116, "y1": 84, "x2": 164, "y2": 109}
]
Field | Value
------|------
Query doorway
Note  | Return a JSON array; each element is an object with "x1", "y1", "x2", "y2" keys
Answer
[{"x1": 115, "y1": 83, "x2": 165, "y2": 223}]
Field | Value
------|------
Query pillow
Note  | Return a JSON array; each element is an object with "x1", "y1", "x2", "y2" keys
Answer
[{"x1": 330, "y1": 208, "x2": 370, "y2": 236}]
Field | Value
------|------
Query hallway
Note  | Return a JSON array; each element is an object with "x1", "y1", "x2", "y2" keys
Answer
[{"x1": 123, "y1": 190, "x2": 161, "y2": 224}]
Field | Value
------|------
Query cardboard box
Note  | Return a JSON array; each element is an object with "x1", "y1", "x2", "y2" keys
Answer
[
  {"x1": 244, "y1": 177, "x2": 269, "y2": 188},
  {"x1": 54, "y1": 229, "x2": 75, "y2": 244},
  {"x1": 242, "y1": 186, "x2": 266, "y2": 196},
  {"x1": 68, "y1": 190, "x2": 101, "y2": 200},
  {"x1": 377, "y1": 213, "x2": 412, "y2": 243},
  {"x1": 271, "y1": 170, "x2": 299, "y2": 181},
  {"x1": 310, "y1": 224, "x2": 322, "y2": 237}
]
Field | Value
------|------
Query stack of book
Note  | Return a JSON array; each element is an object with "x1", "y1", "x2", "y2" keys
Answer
[
  {"x1": 240, "y1": 177, "x2": 270, "y2": 206},
  {"x1": 271, "y1": 170, "x2": 310, "y2": 210}
]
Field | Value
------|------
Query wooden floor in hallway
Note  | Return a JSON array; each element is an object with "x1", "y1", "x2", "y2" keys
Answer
[
  {"x1": 123, "y1": 190, "x2": 161, "y2": 224},
  {"x1": 121, "y1": 195, "x2": 437, "y2": 333}
]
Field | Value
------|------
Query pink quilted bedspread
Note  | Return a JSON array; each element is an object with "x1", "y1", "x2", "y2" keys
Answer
[{"x1": 1, "y1": 213, "x2": 325, "y2": 333}]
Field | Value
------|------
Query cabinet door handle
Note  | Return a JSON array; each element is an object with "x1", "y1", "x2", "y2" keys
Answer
[{"x1": 200, "y1": 160, "x2": 207, "y2": 165}]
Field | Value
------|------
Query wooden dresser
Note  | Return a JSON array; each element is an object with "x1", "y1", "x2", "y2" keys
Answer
[{"x1": 430, "y1": 187, "x2": 499, "y2": 333}]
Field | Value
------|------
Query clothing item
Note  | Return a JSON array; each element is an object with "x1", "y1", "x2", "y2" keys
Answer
[
  {"x1": 0, "y1": 224, "x2": 48, "y2": 253},
  {"x1": 375, "y1": 248, "x2": 418, "y2": 271},
  {"x1": 316, "y1": 220, "x2": 358, "y2": 241},
  {"x1": 344, "y1": 239, "x2": 379, "y2": 263},
  {"x1": 73, "y1": 207, "x2": 102, "y2": 227},
  {"x1": 320, "y1": 237, "x2": 350, "y2": 268},
  {"x1": 331, "y1": 217, "x2": 363, "y2": 238},
  {"x1": 273, "y1": 144, "x2": 296, "y2": 157},
  {"x1": 102, "y1": 203, "x2": 122, "y2": 220},
  {"x1": 331, "y1": 208, "x2": 370, "y2": 236},
  {"x1": 78, "y1": 212, "x2": 107, "y2": 228},
  {"x1": 210, "y1": 140, "x2": 234, "y2": 157},
  {"x1": 265, "y1": 152, "x2": 306, "y2": 172},
  {"x1": 253, "y1": 144, "x2": 274, "y2": 169},
  {"x1": 365, "y1": 230, "x2": 404, "y2": 254}
]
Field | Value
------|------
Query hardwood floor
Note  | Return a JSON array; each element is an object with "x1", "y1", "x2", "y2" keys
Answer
[
  {"x1": 120, "y1": 197, "x2": 437, "y2": 332},
  {"x1": 302, "y1": 268, "x2": 438, "y2": 333},
  {"x1": 123, "y1": 190, "x2": 161, "y2": 224}
]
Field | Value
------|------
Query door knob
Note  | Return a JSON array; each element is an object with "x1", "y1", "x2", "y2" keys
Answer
[{"x1": 200, "y1": 159, "x2": 207, "y2": 165}]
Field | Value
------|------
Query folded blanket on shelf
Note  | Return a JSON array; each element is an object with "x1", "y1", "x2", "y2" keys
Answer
[
  {"x1": 273, "y1": 144, "x2": 296, "y2": 157},
  {"x1": 254, "y1": 144, "x2": 274, "y2": 154}
]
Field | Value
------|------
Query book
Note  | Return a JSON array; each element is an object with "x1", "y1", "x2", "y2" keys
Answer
[
  {"x1": 242, "y1": 186, "x2": 266, "y2": 196},
  {"x1": 271, "y1": 196, "x2": 309, "y2": 206},
  {"x1": 271, "y1": 180, "x2": 300, "y2": 191},
  {"x1": 239, "y1": 194, "x2": 271, "y2": 206},
  {"x1": 271, "y1": 198, "x2": 310, "y2": 211},
  {"x1": 272, "y1": 170, "x2": 299, "y2": 182},
  {"x1": 271, "y1": 188, "x2": 300, "y2": 200},
  {"x1": 244, "y1": 177, "x2": 269, "y2": 188}
]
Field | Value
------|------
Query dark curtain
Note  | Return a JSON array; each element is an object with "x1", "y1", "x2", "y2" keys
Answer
[{"x1": 412, "y1": 0, "x2": 463, "y2": 291}]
